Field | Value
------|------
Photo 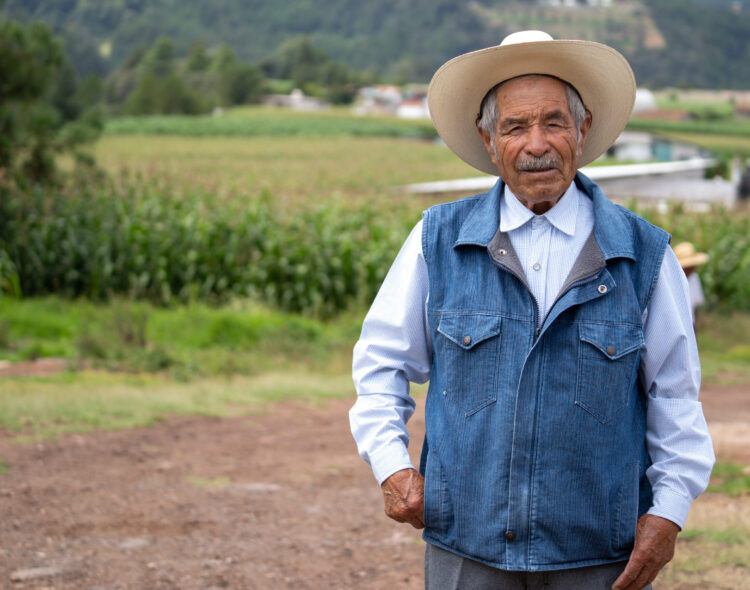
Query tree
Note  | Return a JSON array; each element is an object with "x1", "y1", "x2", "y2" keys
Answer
[
  {"x1": 211, "y1": 44, "x2": 265, "y2": 106},
  {"x1": 260, "y1": 36, "x2": 362, "y2": 104},
  {"x1": 0, "y1": 11, "x2": 100, "y2": 182},
  {"x1": 185, "y1": 42, "x2": 210, "y2": 72}
]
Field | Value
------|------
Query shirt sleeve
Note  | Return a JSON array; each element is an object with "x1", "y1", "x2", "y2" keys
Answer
[
  {"x1": 349, "y1": 220, "x2": 432, "y2": 484},
  {"x1": 641, "y1": 247, "x2": 715, "y2": 528}
]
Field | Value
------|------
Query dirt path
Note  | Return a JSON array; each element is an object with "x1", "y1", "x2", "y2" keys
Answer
[{"x1": 0, "y1": 382, "x2": 747, "y2": 589}]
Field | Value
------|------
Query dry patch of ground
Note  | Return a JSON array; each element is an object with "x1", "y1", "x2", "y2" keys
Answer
[{"x1": 0, "y1": 382, "x2": 747, "y2": 589}]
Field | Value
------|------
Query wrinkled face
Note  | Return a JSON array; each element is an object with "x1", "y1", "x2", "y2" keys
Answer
[{"x1": 478, "y1": 76, "x2": 591, "y2": 213}]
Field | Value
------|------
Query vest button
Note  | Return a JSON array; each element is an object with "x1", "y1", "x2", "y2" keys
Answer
[
  {"x1": 606, "y1": 345, "x2": 616, "y2": 356},
  {"x1": 504, "y1": 530, "x2": 516, "y2": 541},
  {"x1": 463, "y1": 335, "x2": 471, "y2": 346}
]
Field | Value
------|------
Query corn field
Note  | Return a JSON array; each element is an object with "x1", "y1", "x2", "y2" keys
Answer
[
  {"x1": 0, "y1": 173, "x2": 415, "y2": 317},
  {"x1": 1, "y1": 172, "x2": 748, "y2": 316}
]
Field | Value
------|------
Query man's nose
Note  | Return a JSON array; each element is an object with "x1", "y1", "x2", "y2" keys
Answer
[{"x1": 524, "y1": 125, "x2": 549, "y2": 156}]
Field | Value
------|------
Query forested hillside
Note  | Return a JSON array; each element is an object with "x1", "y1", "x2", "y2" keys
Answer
[{"x1": 3, "y1": 0, "x2": 750, "y2": 89}]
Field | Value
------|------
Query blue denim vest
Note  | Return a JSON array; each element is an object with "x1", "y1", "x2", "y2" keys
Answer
[{"x1": 419, "y1": 172, "x2": 670, "y2": 571}]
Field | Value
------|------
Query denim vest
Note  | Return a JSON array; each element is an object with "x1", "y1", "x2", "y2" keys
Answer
[{"x1": 419, "y1": 172, "x2": 670, "y2": 571}]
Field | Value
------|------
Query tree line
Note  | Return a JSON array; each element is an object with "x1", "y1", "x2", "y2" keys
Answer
[
  {"x1": 104, "y1": 35, "x2": 373, "y2": 117},
  {"x1": 0, "y1": 6, "x2": 375, "y2": 182}
]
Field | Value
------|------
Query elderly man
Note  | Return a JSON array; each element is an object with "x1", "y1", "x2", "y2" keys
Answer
[{"x1": 350, "y1": 31, "x2": 714, "y2": 590}]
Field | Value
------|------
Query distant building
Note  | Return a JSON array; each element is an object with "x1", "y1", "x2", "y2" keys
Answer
[
  {"x1": 353, "y1": 85, "x2": 430, "y2": 119},
  {"x1": 354, "y1": 85, "x2": 403, "y2": 116},
  {"x1": 262, "y1": 89, "x2": 329, "y2": 111},
  {"x1": 396, "y1": 98, "x2": 430, "y2": 119},
  {"x1": 633, "y1": 88, "x2": 657, "y2": 113},
  {"x1": 605, "y1": 131, "x2": 705, "y2": 163}
]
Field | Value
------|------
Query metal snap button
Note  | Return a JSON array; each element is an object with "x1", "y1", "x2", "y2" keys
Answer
[
  {"x1": 504, "y1": 530, "x2": 516, "y2": 541},
  {"x1": 606, "y1": 345, "x2": 616, "y2": 356},
  {"x1": 498, "y1": 249, "x2": 507, "y2": 256},
  {"x1": 462, "y1": 335, "x2": 471, "y2": 346},
  {"x1": 597, "y1": 284, "x2": 607, "y2": 294}
]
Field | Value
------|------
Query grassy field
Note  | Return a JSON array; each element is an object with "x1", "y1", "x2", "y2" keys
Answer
[
  {"x1": 661, "y1": 493, "x2": 750, "y2": 589},
  {"x1": 90, "y1": 134, "x2": 476, "y2": 205},
  {"x1": 0, "y1": 296, "x2": 747, "y2": 438}
]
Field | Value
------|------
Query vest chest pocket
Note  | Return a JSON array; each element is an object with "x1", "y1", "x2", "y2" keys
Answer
[
  {"x1": 436, "y1": 314, "x2": 502, "y2": 416},
  {"x1": 575, "y1": 323, "x2": 644, "y2": 424}
]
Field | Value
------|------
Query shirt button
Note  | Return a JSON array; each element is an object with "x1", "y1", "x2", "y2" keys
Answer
[
  {"x1": 463, "y1": 335, "x2": 471, "y2": 346},
  {"x1": 598, "y1": 284, "x2": 608, "y2": 294},
  {"x1": 532, "y1": 262, "x2": 541, "y2": 271},
  {"x1": 505, "y1": 530, "x2": 516, "y2": 541},
  {"x1": 498, "y1": 249, "x2": 507, "y2": 256},
  {"x1": 606, "y1": 345, "x2": 616, "y2": 355}
]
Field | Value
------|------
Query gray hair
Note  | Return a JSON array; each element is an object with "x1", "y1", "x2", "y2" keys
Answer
[{"x1": 476, "y1": 74, "x2": 587, "y2": 141}]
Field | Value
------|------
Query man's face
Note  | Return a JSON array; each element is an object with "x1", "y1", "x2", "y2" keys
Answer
[{"x1": 478, "y1": 76, "x2": 591, "y2": 212}]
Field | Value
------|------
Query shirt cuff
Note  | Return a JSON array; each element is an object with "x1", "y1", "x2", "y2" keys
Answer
[
  {"x1": 647, "y1": 487, "x2": 693, "y2": 529},
  {"x1": 369, "y1": 441, "x2": 415, "y2": 485}
]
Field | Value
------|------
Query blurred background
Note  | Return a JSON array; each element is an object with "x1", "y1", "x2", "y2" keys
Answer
[{"x1": 0, "y1": 1, "x2": 749, "y2": 588}]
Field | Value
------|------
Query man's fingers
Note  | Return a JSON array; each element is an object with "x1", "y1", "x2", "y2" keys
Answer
[
  {"x1": 381, "y1": 468, "x2": 425, "y2": 529},
  {"x1": 612, "y1": 514, "x2": 680, "y2": 590},
  {"x1": 612, "y1": 560, "x2": 643, "y2": 590}
]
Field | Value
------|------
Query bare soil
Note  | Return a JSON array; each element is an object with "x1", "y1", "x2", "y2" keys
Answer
[{"x1": 0, "y1": 381, "x2": 747, "y2": 590}]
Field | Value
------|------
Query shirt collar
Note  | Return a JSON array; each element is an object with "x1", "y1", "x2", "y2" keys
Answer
[{"x1": 500, "y1": 181, "x2": 579, "y2": 236}]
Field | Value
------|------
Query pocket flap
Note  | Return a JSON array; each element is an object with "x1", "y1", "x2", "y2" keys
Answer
[
  {"x1": 437, "y1": 314, "x2": 502, "y2": 350},
  {"x1": 579, "y1": 323, "x2": 644, "y2": 360}
]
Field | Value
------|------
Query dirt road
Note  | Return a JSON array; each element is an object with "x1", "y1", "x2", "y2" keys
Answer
[{"x1": 0, "y1": 382, "x2": 747, "y2": 589}]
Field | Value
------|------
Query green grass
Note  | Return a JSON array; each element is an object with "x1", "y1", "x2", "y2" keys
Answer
[
  {"x1": 660, "y1": 493, "x2": 750, "y2": 588},
  {"x1": 708, "y1": 462, "x2": 750, "y2": 496},
  {"x1": 0, "y1": 296, "x2": 747, "y2": 439},
  {"x1": 89, "y1": 134, "x2": 476, "y2": 201},
  {"x1": 186, "y1": 475, "x2": 232, "y2": 488},
  {"x1": 0, "y1": 297, "x2": 363, "y2": 438},
  {"x1": 654, "y1": 98, "x2": 736, "y2": 120},
  {"x1": 0, "y1": 297, "x2": 360, "y2": 377},
  {"x1": 0, "y1": 370, "x2": 356, "y2": 440},
  {"x1": 103, "y1": 106, "x2": 437, "y2": 139},
  {"x1": 627, "y1": 117, "x2": 750, "y2": 138},
  {"x1": 626, "y1": 119, "x2": 750, "y2": 157},
  {"x1": 681, "y1": 527, "x2": 749, "y2": 545},
  {"x1": 696, "y1": 313, "x2": 750, "y2": 385}
]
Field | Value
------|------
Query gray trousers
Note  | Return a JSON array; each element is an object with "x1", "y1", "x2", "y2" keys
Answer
[{"x1": 425, "y1": 543, "x2": 652, "y2": 590}]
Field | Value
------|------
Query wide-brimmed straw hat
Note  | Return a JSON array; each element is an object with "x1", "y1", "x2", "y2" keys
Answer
[
  {"x1": 674, "y1": 242, "x2": 709, "y2": 268},
  {"x1": 427, "y1": 30, "x2": 636, "y2": 175}
]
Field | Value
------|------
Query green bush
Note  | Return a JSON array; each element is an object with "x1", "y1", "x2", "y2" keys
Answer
[
  {"x1": 0, "y1": 173, "x2": 414, "y2": 316},
  {"x1": 633, "y1": 202, "x2": 750, "y2": 312},
  {"x1": 1, "y1": 173, "x2": 748, "y2": 317}
]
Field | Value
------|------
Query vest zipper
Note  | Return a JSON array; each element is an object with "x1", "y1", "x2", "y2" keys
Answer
[{"x1": 491, "y1": 260, "x2": 542, "y2": 341}]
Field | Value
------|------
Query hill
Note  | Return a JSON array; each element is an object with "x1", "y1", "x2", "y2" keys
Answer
[{"x1": 3, "y1": 0, "x2": 750, "y2": 89}]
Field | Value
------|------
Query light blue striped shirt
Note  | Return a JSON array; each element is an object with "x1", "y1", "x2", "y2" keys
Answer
[{"x1": 350, "y1": 182, "x2": 714, "y2": 529}]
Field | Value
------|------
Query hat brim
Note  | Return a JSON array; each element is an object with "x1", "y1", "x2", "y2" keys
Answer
[
  {"x1": 427, "y1": 39, "x2": 636, "y2": 176},
  {"x1": 678, "y1": 253, "x2": 709, "y2": 268}
]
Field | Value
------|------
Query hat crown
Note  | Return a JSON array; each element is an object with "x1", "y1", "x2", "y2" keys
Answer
[
  {"x1": 674, "y1": 242, "x2": 698, "y2": 258},
  {"x1": 501, "y1": 30, "x2": 554, "y2": 46}
]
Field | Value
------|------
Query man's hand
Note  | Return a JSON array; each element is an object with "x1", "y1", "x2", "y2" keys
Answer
[
  {"x1": 611, "y1": 514, "x2": 680, "y2": 590},
  {"x1": 381, "y1": 468, "x2": 425, "y2": 529}
]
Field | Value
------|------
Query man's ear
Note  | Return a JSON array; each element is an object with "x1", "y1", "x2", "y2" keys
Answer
[
  {"x1": 477, "y1": 125, "x2": 498, "y2": 165},
  {"x1": 577, "y1": 110, "x2": 593, "y2": 157}
]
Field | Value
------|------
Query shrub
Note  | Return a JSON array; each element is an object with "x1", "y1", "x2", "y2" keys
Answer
[{"x1": 0, "y1": 173, "x2": 414, "y2": 316}]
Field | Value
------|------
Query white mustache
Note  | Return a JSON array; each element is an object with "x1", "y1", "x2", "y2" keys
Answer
[{"x1": 517, "y1": 156, "x2": 560, "y2": 171}]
